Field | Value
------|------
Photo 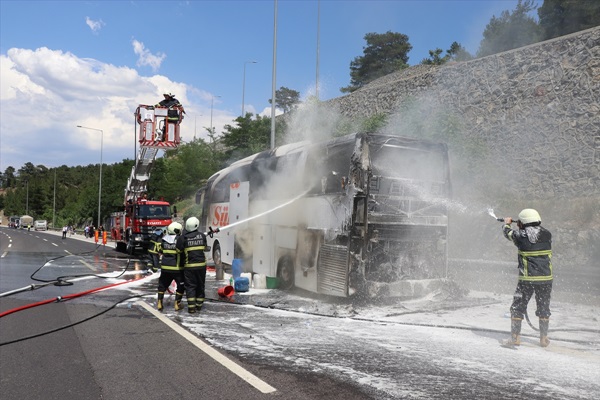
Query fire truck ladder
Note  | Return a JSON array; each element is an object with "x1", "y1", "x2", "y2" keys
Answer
[{"x1": 125, "y1": 104, "x2": 183, "y2": 203}]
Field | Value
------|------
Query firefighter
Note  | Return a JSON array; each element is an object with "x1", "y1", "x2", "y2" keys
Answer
[
  {"x1": 182, "y1": 217, "x2": 208, "y2": 314},
  {"x1": 154, "y1": 93, "x2": 184, "y2": 141},
  {"x1": 156, "y1": 222, "x2": 185, "y2": 312},
  {"x1": 502, "y1": 209, "x2": 553, "y2": 347},
  {"x1": 147, "y1": 228, "x2": 163, "y2": 273}
]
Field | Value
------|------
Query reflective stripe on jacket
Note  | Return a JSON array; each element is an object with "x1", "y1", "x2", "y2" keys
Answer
[
  {"x1": 503, "y1": 224, "x2": 553, "y2": 283},
  {"x1": 148, "y1": 233, "x2": 162, "y2": 254},
  {"x1": 182, "y1": 231, "x2": 207, "y2": 269},
  {"x1": 160, "y1": 235, "x2": 183, "y2": 271}
]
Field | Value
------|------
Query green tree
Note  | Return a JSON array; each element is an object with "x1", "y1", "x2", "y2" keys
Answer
[
  {"x1": 269, "y1": 86, "x2": 301, "y2": 113},
  {"x1": 477, "y1": 0, "x2": 542, "y2": 57},
  {"x1": 221, "y1": 114, "x2": 272, "y2": 161},
  {"x1": 341, "y1": 31, "x2": 412, "y2": 93},
  {"x1": 151, "y1": 139, "x2": 222, "y2": 202},
  {"x1": 422, "y1": 42, "x2": 473, "y2": 65},
  {"x1": 538, "y1": 0, "x2": 600, "y2": 40}
]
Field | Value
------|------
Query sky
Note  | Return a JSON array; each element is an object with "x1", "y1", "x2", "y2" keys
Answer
[{"x1": 0, "y1": 0, "x2": 540, "y2": 173}]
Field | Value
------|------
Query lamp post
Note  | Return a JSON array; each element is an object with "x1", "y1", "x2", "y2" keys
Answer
[
  {"x1": 242, "y1": 60, "x2": 257, "y2": 117},
  {"x1": 77, "y1": 125, "x2": 103, "y2": 229},
  {"x1": 25, "y1": 180, "x2": 29, "y2": 215},
  {"x1": 210, "y1": 95, "x2": 221, "y2": 135},
  {"x1": 53, "y1": 169, "x2": 56, "y2": 230}
]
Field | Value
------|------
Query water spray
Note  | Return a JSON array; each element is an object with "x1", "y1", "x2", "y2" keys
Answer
[
  {"x1": 205, "y1": 189, "x2": 311, "y2": 236},
  {"x1": 487, "y1": 208, "x2": 515, "y2": 223}
]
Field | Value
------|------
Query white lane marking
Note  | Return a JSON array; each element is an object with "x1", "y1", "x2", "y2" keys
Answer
[
  {"x1": 79, "y1": 260, "x2": 97, "y2": 272},
  {"x1": 8, "y1": 244, "x2": 11, "y2": 248},
  {"x1": 137, "y1": 301, "x2": 277, "y2": 394},
  {"x1": 43, "y1": 238, "x2": 48, "y2": 241},
  {"x1": 52, "y1": 243, "x2": 58, "y2": 247},
  {"x1": 64, "y1": 250, "x2": 72, "y2": 255},
  {"x1": 1, "y1": 252, "x2": 6, "y2": 258}
]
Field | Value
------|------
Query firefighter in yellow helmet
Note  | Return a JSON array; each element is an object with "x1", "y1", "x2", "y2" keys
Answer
[
  {"x1": 156, "y1": 222, "x2": 185, "y2": 312},
  {"x1": 502, "y1": 209, "x2": 553, "y2": 347},
  {"x1": 182, "y1": 217, "x2": 208, "y2": 314},
  {"x1": 147, "y1": 228, "x2": 163, "y2": 273}
]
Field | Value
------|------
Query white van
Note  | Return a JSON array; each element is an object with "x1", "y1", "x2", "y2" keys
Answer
[{"x1": 34, "y1": 220, "x2": 48, "y2": 231}]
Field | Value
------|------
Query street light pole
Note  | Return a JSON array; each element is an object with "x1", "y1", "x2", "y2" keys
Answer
[
  {"x1": 210, "y1": 95, "x2": 221, "y2": 135},
  {"x1": 25, "y1": 180, "x2": 29, "y2": 215},
  {"x1": 77, "y1": 125, "x2": 104, "y2": 229},
  {"x1": 242, "y1": 61, "x2": 257, "y2": 117},
  {"x1": 53, "y1": 169, "x2": 56, "y2": 229}
]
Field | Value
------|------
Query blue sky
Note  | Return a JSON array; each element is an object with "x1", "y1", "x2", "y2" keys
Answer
[{"x1": 0, "y1": 0, "x2": 538, "y2": 171}]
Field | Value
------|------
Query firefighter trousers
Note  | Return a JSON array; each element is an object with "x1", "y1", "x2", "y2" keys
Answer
[
  {"x1": 510, "y1": 281, "x2": 552, "y2": 319},
  {"x1": 157, "y1": 270, "x2": 185, "y2": 298},
  {"x1": 184, "y1": 267, "x2": 207, "y2": 309}
]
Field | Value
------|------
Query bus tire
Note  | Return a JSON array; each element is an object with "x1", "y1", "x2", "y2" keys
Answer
[
  {"x1": 213, "y1": 242, "x2": 222, "y2": 270},
  {"x1": 277, "y1": 256, "x2": 295, "y2": 290}
]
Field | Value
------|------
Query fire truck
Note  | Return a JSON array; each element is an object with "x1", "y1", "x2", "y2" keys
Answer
[{"x1": 109, "y1": 103, "x2": 183, "y2": 254}]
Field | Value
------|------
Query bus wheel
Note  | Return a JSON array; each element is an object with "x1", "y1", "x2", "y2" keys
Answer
[
  {"x1": 213, "y1": 243, "x2": 222, "y2": 270},
  {"x1": 277, "y1": 256, "x2": 295, "y2": 290}
]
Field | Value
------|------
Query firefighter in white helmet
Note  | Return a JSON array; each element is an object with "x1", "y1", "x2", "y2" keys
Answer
[
  {"x1": 182, "y1": 216, "x2": 208, "y2": 314},
  {"x1": 156, "y1": 222, "x2": 185, "y2": 312},
  {"x1": 502, "y1": 208, "x2": 553, "y2": 347}
]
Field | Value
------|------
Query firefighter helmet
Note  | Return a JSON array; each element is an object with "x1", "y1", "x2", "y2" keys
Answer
[
  {"x1": 167, "y1": 222, "x2": 182, "y2": 235},
  {"x1": 185, "y1": 217, "x2": 199, "y2": 232},
  {"x1": 518, "y1": 209, "x2": 541, "y2": 225}
]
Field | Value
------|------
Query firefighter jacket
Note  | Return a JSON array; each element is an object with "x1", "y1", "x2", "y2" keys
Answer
[
  {"x1": 182, "y1": 230, "x2": 207, "y2": 269},
  {"x1": 160, "y1": 234, "x2": 184, "y2": 271},
  {"x1": 503, "y1": 224, "x2": 553, "y2": 284},
  {"x1": 148, "y1": 232, "x2": 162, "y2": 254}
]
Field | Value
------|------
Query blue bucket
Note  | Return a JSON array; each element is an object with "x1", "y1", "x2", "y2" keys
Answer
[
  {"x1": 234, "y1": 277, "x2": 250, "y2": 292},
  {"x1": 232, "y1": 259, "x2": 243, "y2": 279}
]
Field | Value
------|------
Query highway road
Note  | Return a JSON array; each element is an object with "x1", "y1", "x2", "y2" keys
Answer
[
  {"x1": 1, "y1": 226, "x2": 598, "y2": 400},
  {"x1": 0, "y1": 227, "x2": 373, "y2": 400}
]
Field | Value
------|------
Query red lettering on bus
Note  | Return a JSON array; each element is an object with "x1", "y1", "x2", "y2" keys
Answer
[{"x1": 212, "y1": 205, "x2": 230, "y2": 227}]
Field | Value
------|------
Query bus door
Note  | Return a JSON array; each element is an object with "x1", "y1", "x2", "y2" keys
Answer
[{"x1": 222, "y1": 181, "x2": 249, "y2": 266}]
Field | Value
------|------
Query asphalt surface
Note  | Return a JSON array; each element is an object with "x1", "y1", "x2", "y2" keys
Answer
[
  {"x1": 0, "y1": 227, "x2": 377, "y2": 400},
  {"x1": 1, "y1": 227, "x2": 598, "y2": 400}
]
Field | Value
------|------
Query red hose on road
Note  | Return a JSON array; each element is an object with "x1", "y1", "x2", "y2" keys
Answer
[{"x1": 0, "y1": 278, "x2": 145, "y2": 318}]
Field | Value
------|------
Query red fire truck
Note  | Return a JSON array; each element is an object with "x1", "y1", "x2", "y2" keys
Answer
[{"x1": 109, "y1": 103, "x2": 183, "y2": 254}]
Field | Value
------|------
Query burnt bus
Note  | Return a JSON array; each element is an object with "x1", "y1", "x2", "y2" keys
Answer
[{"x1": 196, "y1": 132, "x2": 451, "y2": 297}]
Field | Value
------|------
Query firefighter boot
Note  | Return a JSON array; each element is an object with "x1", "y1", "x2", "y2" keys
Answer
[
  {"x1": 157, "y1": 292, "x2": 164, "y2": 311},
  {"x1": 174, "y1": 292, "x2": 184, "y2": 311},
  {"x1": 539, "y1": 318, "x2": 550, "y2": 347},
  {"x1": 502, "y1": 318, "x2": 522, "y2": 346},
  {"x1": 196, "y1": 298, "x2": 205, "y2": 312}
]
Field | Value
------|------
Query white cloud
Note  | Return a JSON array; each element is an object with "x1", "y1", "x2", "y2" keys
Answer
[
  {"x1": 0, "y1": 46, "x2": 242, "y2": 171},
  {"x1": 85, "y1": 17, "x2": 105, "y2": 34},
  {"x1": 132, "y1": 39, "x2": 166, "y2": 72},
  {"x1": 0, "y1": 47, "x2": 197, "y2": 170}
]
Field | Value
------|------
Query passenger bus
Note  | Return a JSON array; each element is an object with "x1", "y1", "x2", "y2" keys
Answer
[{"x1": 196, "y1": 132, "x2": 451, "y2": 298}]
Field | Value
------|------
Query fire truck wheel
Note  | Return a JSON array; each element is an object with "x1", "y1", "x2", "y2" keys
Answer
[
  {"x1": 277, "y1": 255, "x2": 295, "y2": 290},
  {"x1": 126, "y1": 240, "x2": 134, "y2": 255},
  {"x1": 115, "y1": 241, "x2": 125, "y2": 252}
]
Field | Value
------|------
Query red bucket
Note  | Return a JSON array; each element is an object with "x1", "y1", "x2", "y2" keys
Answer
[{"x1": 218, "y1": 285, "x2": 235, "y2": 297}]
